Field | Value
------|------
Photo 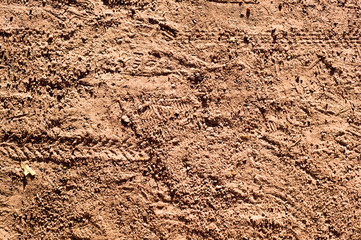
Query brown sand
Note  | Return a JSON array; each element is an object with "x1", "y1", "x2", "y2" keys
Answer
[{"x1": 0, "y1": 0, "x2": 360, "y2": 239}]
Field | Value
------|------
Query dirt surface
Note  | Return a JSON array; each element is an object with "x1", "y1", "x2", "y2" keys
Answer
[{"x1": 0, "y1": 0, "x2": 361, "y2": 239}]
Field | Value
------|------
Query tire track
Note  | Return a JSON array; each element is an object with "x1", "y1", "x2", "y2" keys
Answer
[
  {"x1": 138, "y1": 98, "x2": 199, "y2": 123},
  {"x1": 0, "y1": 132, "x2": 149, "y2": 165}
]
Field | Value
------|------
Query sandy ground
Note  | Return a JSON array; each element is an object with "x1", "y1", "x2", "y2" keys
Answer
[{"x1": 0, "y1": 0, "x2": 360, "y2": 239}]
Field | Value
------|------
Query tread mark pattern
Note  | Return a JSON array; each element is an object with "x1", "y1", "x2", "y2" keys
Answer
[{"x1": 0, "y1": 134, "x2": 148, "y2": 164}]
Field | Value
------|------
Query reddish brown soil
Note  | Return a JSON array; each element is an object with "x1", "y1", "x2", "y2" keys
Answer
[{"x1": 1, "y1": 0, "x2": 361, "y2": 239}]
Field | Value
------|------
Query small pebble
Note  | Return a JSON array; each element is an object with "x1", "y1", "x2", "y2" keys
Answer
[{"x1": 121, "y1": 115, "x2": 130, "y2": 123}]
